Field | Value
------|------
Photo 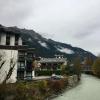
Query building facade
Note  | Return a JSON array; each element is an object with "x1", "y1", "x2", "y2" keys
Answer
[
  {"x1": 37, "y1": 57, "x2": 67, "y2": 71},
  {"x1": 35, "y1": 55, "x2": 67, "y2": 76},
  {"x1": 0, "y1": 26, "x2": 34, "y2": 83}
]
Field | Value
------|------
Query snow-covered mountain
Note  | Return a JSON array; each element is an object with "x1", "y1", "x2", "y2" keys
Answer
[{"x1": 0, "y1": 25, "x2": 96, "y2": 60}]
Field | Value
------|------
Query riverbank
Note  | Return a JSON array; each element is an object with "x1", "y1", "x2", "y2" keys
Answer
[
  {"x1": 0, "y1": 75, "x2": 80, "y2": 100},
  {"x1": 48, "y1": 75, "x2": 79, "y2": 100},
  {"x1": 53, "y1": 74, "x2": 100, "y2": 100}
]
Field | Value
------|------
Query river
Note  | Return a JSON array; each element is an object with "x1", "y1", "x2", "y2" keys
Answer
[{"x1": 53, "y1": 74, "x2": 100, "y2": 100}]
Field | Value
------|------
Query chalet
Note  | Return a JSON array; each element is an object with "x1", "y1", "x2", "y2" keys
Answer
[
  {"x1": 35, "y1": 55, "x2": 67, "y2": 76},
  {"x1": 0, "y1": 25, "x2": 34, "y2": 83}
]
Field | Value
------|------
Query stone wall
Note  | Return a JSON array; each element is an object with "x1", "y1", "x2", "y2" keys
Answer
[{"x1": 68, "y1": 75, "x2": 78, "y2": 86}]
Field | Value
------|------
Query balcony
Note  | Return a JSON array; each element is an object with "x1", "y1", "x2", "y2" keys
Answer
[{"x1": 17, "y1": 66, "x2": 25, "y2": 71}]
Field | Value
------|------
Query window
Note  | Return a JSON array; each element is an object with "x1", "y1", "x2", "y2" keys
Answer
[
  {"x1": 26, "y1": 72, "x2": 32, "y2": 80},
  {"x1": 26, "y1": 72, "x2": 32, "y2": 76},
  {"x1": 21, "y1": 62, "x2": 24, "y2": 67},
  {"x1": 18, "y1": 52, "x2": 26, "y2": 56},
  {"x1": 27, "y1": 53, "x2": 33, "y2": 58},
  {"x1": 17, "y1": 71, "x2": 24, "y2": 80},
  {"x1": 15, "y1": 35, "x2": 19, "y2": 45},
  {"x1": 6, "y1": 34, "x2": 10, "y2": 45},
  {"x1": 26, "y1": 61, "x2": 32, "y2": 70},
  {"x1": 18, "y1": 61, "x2": 25, "y2": 69}
]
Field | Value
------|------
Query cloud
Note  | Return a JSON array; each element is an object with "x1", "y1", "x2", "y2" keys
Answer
[
  {"x1": 0, "y1": 0, "x2": 34, "y2": 27},
  {"x1": 0, "y1": 0, "x2": 100, "y2": 55}
]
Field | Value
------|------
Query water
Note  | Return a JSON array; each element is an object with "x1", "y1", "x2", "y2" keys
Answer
[{"x1": 53, "y1": 74, "x2": 100, "y2": 100}]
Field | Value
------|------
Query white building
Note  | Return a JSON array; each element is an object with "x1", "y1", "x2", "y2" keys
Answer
[{"x1": 0, "y1": 26, "x2": 34, "y2": 83}]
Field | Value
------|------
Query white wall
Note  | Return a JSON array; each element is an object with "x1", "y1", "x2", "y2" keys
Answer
[
  {"x1": 32, "y1": 70, "x2": 35, "y2": 78},
  {"x1": 0, "y1": 49, "x2": 18, "y2": 83},
  {"x1": 10, "y1": 35, "x2": 15, "y2": 46},
  {"x1": 18, "y1": 37, "x2": 22, "y2": 45},
  {"x1": 0, "y1": 33, "x2": 6, "y2": 45}
]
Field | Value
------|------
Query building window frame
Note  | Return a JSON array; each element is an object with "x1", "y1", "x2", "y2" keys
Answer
[{"x1": 6, "y1": 34, "x2": 10, "y2": 45}]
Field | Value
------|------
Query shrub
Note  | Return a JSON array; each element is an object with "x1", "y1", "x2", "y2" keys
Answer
[
  {"x1": 15, "y1": 82, "x2": 35, "y2": 100},
  {"x1": 49, "y1": 80, "x2": 65, "y2": 93},
  {"x1": 38, "y1": 80, "x2": 48, "y2": 94},
  {"x1": 0, "y1": 84, "x2": 7, "y2": 100}
]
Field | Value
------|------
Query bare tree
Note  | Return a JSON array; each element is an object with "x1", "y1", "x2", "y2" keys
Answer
[
  {"x1": 0, "y1": 51, "x2": 6, "y2": 70},
  {"x1": 3, "y1": 57, "x2": 17, "y2": 84},
  {"x1": 0, "y1": 50, "x2": 17, "y2": 84}
]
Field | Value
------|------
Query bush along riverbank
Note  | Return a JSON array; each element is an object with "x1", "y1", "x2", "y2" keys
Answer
[
  {"x1": 49, "y1": 75, "x2": 80, "y2": 100},
  {"x1": 0, "y1": 75, "x2": 80, "y2": 100}
]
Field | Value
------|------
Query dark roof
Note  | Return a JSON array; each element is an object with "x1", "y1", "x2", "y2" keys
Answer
[
  {"x1": 0, "y1": 24, "x2": 20, "y2": 35},
  {"x1": 38, "y1": 58, "x2": 67, "y2": 63},
  {"x1": 0, "y1": 45, "x2": 28, "y2": 50}
]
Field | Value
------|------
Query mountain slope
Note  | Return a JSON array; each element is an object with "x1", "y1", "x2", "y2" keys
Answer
[{"x1": 0, "y1": 25, "x2": 96, "y2": 60}]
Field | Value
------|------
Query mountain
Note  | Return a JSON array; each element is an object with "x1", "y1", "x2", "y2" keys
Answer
[{"x1": 0, "y1": 24, "x2": 96, "y2": 61}]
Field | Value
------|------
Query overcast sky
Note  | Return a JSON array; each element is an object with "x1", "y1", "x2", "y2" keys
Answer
[{"x1": 0, "y1": 0, "x2": 100, "y2": 55}]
